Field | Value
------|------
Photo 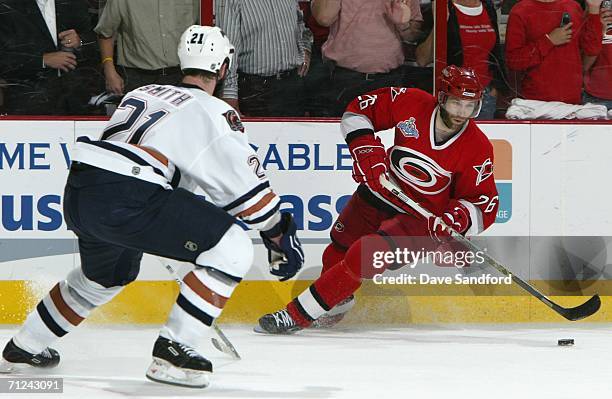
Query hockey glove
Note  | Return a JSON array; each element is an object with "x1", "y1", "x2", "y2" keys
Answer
[
  {"x1": 428, "y1": 200, "x2": 471, "y2": 242},
  {"x1": 350, "y1": 138, "x2": 417, "y2": 214},
  {"x1": 349, "y1": 135, "x2": 388, "y2": 192},
  {"x1": 260, "y1": 212, "x2": 304, "y2": 281}
]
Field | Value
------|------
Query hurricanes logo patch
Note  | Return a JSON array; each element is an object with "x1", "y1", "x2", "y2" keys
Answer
[
  {"x1": 396, "y1": 117, "x2": 419, "y2": 139},
  {"x1": 473, "y1": 158, "x2": 494, "y2": 186},
  {"x1": 389, "y1": 146, "x2": 452, "y2": 195},
  {"x1": 223, "y1": 110, "x2": 244, "y2": 132}
]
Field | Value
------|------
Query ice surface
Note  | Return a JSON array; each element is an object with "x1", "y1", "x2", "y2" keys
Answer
[{"x1": 0, "y1": 324, "x2": 610, "y2": 399}]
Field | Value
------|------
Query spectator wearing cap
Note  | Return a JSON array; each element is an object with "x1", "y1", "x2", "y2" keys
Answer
[
  {"x1": 216, "y1": 0, "x2": 313, "y2": 116},
  {"x1": 95, "y1": 0, "x2": 199, "y2": 96},
  {"x1": 505, "y1": 0, "x2": 603, "y2": 104},
  {"x1": 311, "y1": 0, "x2": 423, "y2": 116}
]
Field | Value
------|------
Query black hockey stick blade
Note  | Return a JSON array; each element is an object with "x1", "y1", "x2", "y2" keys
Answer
[
  {"x1": 378, "y1": 176, "x2": 603, "y2": 322},
  {"x1": 552, "y1": 294, "x2": 601, "y2": 321}
]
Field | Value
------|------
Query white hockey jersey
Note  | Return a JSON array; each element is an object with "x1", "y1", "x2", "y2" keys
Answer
[{"x1": 71, "y1": 83, "x2": 280, "y2": 231}]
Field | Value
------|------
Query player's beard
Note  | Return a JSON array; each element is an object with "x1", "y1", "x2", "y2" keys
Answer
[
  {"x1": 212, "y1": 70, "x2": 227, "y2": 97},
  {"x1": 439, "y1": 107, "x2": 468, "y2": 132}
]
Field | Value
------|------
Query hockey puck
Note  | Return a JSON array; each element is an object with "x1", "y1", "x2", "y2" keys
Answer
[{"x1": 558, "y1": 339, "x2": 574, "y2": 346}]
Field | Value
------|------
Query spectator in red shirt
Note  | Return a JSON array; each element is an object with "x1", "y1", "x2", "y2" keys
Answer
[
  {"x1": 505, "y1": 0, "x2": 603, "y2": 104},
  {"x1": 415, "y1": 0, "x2": 508, "y2": 119},
  {"x1": 583, "y1": 4, "x2": 612, "y2": 109}
]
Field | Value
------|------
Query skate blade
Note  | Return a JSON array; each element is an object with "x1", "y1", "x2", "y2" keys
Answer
[
  {"x1": 253, "y1": 324, "x2": 301, "y2": 335},
  {"x1": 311, "y1": 314, "x2": 345, "y2": 329},
  {"x1": 0, "y1": 359, "x2": 58, "y2": 373},
  {"x1": 145, "y1": 358, "x2": 210, "y2": 389},
  {"x1": 0, "y1": 359, "x2": 18, "y2": 374},
  {"x1": 253, "y1": 325, "x2": 268, "y2": 334}
]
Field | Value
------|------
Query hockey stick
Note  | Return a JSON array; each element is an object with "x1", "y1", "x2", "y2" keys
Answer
[
  {"x1": 379, "y1": 176, "x2": 601, "y2": 321},
  {"x1": 163, "y1": 263, "x2": 242, "y2": 360}
]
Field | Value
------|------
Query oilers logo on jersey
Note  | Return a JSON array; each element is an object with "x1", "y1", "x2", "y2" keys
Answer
[
  {"x1": 396, "y1": 117, "x2": 419, "y2": 139},
  {"x1": 223, "y1": 110, "x2": 244, "y2": 133}
]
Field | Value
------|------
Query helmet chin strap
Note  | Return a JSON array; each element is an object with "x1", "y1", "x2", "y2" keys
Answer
[{"x1": 472, "y1": 98, "x2": 483, "y2": 118}]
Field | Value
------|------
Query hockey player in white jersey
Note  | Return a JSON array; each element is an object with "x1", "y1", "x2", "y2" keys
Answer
[{"x1": 0, "y1": 26, "x2": 304, "y2": 388}]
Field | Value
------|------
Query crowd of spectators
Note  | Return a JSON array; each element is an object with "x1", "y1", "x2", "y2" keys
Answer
[{"x1": 0, "y1": 0, "x2": 610, "y2": 119}]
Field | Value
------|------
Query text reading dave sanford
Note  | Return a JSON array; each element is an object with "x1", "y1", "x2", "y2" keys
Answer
[{"x1": 369, "y1": 248, "x2": 513, "y2": 285}]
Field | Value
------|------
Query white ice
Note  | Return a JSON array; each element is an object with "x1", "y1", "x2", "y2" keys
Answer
[{"x1": 0, "y1": 324, "x2": 610, "y2": 399}]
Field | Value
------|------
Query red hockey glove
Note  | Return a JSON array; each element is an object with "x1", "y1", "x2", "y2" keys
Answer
[
  {"x1": 350, "y1": 136, "x2": 422, "y2": 216},
  {"x1": 428, "y1": 200, "x2": 471, "y2": 242},
  {"x1": 349, "y1": 135, "x2": 387, "y2": 192}
]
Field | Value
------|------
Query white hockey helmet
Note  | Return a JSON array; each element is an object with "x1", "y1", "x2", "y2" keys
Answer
[{"x1": 178, "y1": 25, "x2": 235, "y2": 74}]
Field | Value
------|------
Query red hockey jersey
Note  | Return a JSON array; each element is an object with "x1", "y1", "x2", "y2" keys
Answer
[{"x1": 341, "y1": 87, "x2": 499, "y2": 235}]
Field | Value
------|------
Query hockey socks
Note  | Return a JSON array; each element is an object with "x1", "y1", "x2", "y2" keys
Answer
[
  {"x1": 288, "y1": 233, "x2": 393, "y2": 327},
  {"x1": 288, "y1": 234, "x2": 373, "y2": 327},
  {"x1": 288, "y1": 259, "x2": 362, "y2": 327},
  {"x1": 12, "y1": 268, "x2": 122, "y2": 355},
  {"x1": 160, "y1": 267, "x2": 237, "y2": 348}
]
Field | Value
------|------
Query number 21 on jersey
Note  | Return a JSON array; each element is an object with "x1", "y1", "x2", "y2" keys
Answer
[{"x1": 102, "y1": 98, "x2": 168, "y2": 144}]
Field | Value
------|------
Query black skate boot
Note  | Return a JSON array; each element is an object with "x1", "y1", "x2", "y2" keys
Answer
[
  {"x1": 0, "y1": 339, "x2": 60, "y2": 373},
  {"x1": 146, "y1": 336, "x2": 212, "y2": 388},
  {"x1": 255, "y1": 308, "x2": 303, "y2": 334}
]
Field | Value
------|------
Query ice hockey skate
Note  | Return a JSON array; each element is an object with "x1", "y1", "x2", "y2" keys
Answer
[
  {"x1": 145, "y1": 336, "x2": 212, "y2": 388},
  {"x1": 255, "y1": 308, "x2": 303, "y2": 334},
  {"x1": 0, "y1": 339, "x2": 59, "y2": 373}
]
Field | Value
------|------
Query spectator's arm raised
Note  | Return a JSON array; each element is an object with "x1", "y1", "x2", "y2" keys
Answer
[
  {"x1": 385, "y1": 0, "x2": 417, "y2": 41},
  {"x1": 311, "y1": 0, "x2": 341, "y2": 27},
  {"x1": 505, "y1": 11, "x2": 556, "y2": 71},
  {"x1": 581, "y1": 0, "x2": 605, "y2": 57}
]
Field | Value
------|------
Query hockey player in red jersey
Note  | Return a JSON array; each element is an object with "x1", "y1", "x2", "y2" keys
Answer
[{"x1": 257, "y1": 65, "x2": 499, "y2": 333}]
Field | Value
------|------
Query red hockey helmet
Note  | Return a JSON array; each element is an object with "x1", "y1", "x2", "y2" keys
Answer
[
  {"x1": 438, "y1": 65, "x2": 483, "y2": 101},
  {"x1": 437, "y1": 65, "x2": 483, "y2": 118}
]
